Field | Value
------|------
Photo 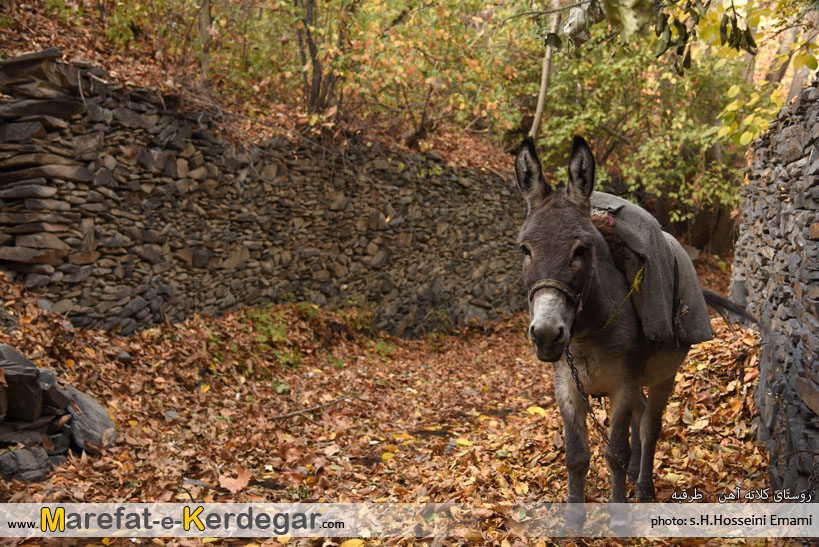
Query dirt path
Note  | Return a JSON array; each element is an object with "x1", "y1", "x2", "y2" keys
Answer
[{"x1": 0, "y1": 274, "x2": 771, "y2": 545}]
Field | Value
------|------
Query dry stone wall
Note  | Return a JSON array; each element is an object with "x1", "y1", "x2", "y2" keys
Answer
[
  {"x1": 730, "y1": 78, "x2": 819, "y2": 493},
  {"x1": 0, "y1": 49, "x2": 526, "y2": 337}
]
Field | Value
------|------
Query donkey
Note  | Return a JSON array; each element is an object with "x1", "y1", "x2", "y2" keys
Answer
[{"x1": 514, "y1": 136, "x2": 752, "y2": 526}]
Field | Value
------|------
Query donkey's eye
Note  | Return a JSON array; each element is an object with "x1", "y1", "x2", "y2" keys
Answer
[
  {"x1": 520, "y1": 244, "x2": 531, "y2": 257},
  {"x1": 571, "y1": 244, "x2": 588, "y2": 261}
]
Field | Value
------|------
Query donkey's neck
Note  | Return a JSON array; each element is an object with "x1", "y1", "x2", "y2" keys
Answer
[{"x1": 573, "y1": 235, "x2": 635, "y2": 339}]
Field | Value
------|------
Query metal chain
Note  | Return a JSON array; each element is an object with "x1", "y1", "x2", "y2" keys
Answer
[{"x1": 564, "y1": 347, "x2": 628, "y2": 472}]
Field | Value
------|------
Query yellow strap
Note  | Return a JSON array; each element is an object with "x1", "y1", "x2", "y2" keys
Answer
[{"x1": 574, "y1": 265, "x2": 645, "y2": 341}]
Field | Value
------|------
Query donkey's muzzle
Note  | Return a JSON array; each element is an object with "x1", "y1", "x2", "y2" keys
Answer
[{"x1": 529, "y1": 321, "x2": 568, "y2": 362}]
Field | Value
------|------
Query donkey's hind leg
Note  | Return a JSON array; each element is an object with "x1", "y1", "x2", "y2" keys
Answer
[
  {"x1": 635, "y1": 376, "x2": 674, "y2": 501},
  {"x1": 629, "y1": 391, "x2": 647, "y2": 483},
  {"x1": 607, "y1": 383, "x2": 638, "y2": 504}
]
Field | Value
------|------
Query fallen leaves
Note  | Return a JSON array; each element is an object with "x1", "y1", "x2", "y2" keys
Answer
[
  {"x1": 0, "y1": 264, "x2": 769, "y2": 544},
  {"x1": 219, "y1": 466, "x2": 252, "y2": 494}
]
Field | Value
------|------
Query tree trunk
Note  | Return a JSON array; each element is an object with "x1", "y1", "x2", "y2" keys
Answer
[
  {"x1": 199, "y1": 0, "x2": 211, "y2": 87},
  {"x1": 529, "y1": 0, "x2": 562, "y2": 139}
]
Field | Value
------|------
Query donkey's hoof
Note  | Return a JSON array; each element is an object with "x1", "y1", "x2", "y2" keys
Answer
[
  {"x1": 627, "y1": 464, "x2": 640, "y2": 483},
  {"x1": 636, "y1": 482, "x2": 656, "y2": 502},
  {"x1": 608, "y1": 504, "x2": 631, "y2": 536},
  {"x1": 563, "y1": 504, "x2": 586, "y2": 533}
]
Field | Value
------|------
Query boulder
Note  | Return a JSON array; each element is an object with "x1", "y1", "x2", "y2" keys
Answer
[{"x1": 0, "y1": 446, "x2": 52, "y2": 482}]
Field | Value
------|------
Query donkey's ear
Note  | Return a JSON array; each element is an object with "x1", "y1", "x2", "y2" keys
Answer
[
  {"x1": 567, "y1": 136, "x2": 595, "y2": 211},
  {"x1": 515, "y1": 137, "x2": 551, "y2": 208}
]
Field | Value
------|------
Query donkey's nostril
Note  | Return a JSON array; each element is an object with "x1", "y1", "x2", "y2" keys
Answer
[{"x1": 529, "y1": 321, "x2": 567, "y2": 353}]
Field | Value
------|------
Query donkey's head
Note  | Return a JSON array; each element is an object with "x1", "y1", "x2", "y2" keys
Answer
[{"x1": 515, "y1": 136, "x2": 600, "y2": 362}]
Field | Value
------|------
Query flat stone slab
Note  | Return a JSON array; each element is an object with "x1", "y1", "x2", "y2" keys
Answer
[
  {"x1": 0, "y1": 246, "x2": 67, "y2": 264},
  {"x1": 0, "y1": 48, "x2": 63, "y2": 68},
  {"x1": 62, "y1": 385, "x2": 117, "y2": 454}
]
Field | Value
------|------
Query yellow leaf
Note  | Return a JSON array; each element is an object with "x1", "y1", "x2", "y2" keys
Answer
[
  {"x1": 381, "y1": 452, "x2": 395, "y2": 463},
  {"x1": 526, "y1": 406, "x2": 547, "y2": 416},
  {"x1": 726, "y1": 84, "x2": 740, "y2": 98},
  {"x1": 383, "y1": 444, "x2": 398, "y2": 453},
  {"x1": 455, "y1": 438, "x2": 473, "y2": 446},
  {"x1": 717, "y1": 125, "x2": 732, "y2": 139},
  {"x1": 200, "y1": 384, "x2": 210, "y2": 394},
  {"x1": 664, "y1": 472, "x2": 685, "y2": 483},
  {"x1": 690, "y1": 418, "x2": 709, "y2": 431},
  {"x1": 340, "y1": 540, "x2": 365, "y2": 547},
  {"x1": 65, "y1": 359, "x2": 75, "y2": 368},
  {"x1": 276, "y1": 538, "x2": 291, "y2": 544},
  {"x1": 724, "y1": 99, "x2": 743, "y2": 112},
  {"x1": 202, "y1": 539, "x2": 219, "y2": 544},
  {"x1": 128, "y1": 420, "x2": 138, "y2": 427},
  {"x1": 739, "y1": 131, "x2": 754, "y2": 146},
  {"x1": 102, "y1": 539, "x2": 114, "y2": 545},
  {"x1": 84, "y1": 347, "x2": 96, "y2": 357}
]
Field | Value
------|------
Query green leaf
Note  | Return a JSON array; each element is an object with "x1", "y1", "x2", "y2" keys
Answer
[
  {"x1": 806, "y1": 55, "x2": 818, "y2": 71},
  {"x1": 655, "y1": 27, "x2": 671, "y2": 57},
  {"x1": 739, "y1": 131, "x2": 753, "y2": 146}
]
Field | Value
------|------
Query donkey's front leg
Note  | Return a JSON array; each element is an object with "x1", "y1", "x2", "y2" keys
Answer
[{"x1": 554, "y1": 366, "x2": 590, "y2": 530}]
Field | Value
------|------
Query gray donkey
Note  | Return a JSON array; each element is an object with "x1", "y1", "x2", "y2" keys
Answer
[{"x1": 514, "y1": 136, "x2": 753, "y2": 528}]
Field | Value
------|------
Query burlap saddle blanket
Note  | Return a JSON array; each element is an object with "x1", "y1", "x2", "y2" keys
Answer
[{"x1": 590, "y1": 192, "x2": 713, "y2": 346}]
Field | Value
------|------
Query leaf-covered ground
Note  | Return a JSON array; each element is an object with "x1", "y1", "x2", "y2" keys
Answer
[{"x1": 1, "y1": 270, "x2": 794, "y2": 546}]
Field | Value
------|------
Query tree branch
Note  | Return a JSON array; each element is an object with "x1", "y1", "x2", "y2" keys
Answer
[{"x1": 529, "y1": 0, "x2": 562, "y2": 139}]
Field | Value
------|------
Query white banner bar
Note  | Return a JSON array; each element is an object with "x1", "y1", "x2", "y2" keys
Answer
[{"x1": 0, "y1": 503, "x2": 818, "y2": 537}]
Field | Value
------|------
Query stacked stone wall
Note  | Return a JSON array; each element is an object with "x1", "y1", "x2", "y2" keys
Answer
[
  {"x1": 0, "y1": 49, "x2": 526, "y2": 337},
  {"x1": 731, "y1": 79, "x2": 819, "y2": 492}
]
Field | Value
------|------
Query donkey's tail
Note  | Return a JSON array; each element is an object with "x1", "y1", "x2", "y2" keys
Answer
[{"x1": 702, "y1": 289, "x2": 757, "y2": 325}]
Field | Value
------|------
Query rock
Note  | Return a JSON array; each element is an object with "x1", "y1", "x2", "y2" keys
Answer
[
  {"x1": 61, "y1": 385, "x2": 117, "y2": 454},
  {"x1": 0, "y1": 246, "x2": 67, "y2": 264},
  {"x1": 221, "y1": 246, "x2": 250, "y2": 269},
  {"x1": 24, "y1": 198, "x2": 71, "y2": 211},
  {"x1": 0, "y1": 120, "x2": 45, "y2": 142},
  {"x1": 810, "y1": 223, "x2": 819, "y2": 241},
  {"x1": 52, "y1": 299, "x2": 73, "y2": 314},
  {"x1": 188, "y1": 166, "x2": 208, "y2": 181},
  {"x1": 329, "y1": 191, "x2": 348, "y2": 211},
  {"x1": 0, "y1": 445, "x2": 52, "y2": 482},
  {"x1": 0, "y1": 164, "x2": 93, "y2": 184},
  {"x1": 69, "y1": 250, "x2": 100, "y2": 265},
  {"x1": 134, "y1": 244, "x2": 163, "y2": 264},
  {"x1": 120, "y1": 296, "x2": 147, "y2": 317},
  {"x1": 6, "y1": 222, "x2": 69, "y2": 234},
  {"x1": 0, "y1": 47, "x2": 62, "y2": 67},
  {"x1": 370, "y1": 250, "x2": 389, "y2": 269},
  {"x1": 23, "y1": 273, "x2": 50, "y2": 288},
  {"x1": 192, "y1": 247, "x2": 212, "y2": 268},
  {"x1": 0, "y1": 183, "x2": 56, "y2": 199},
  {"x1": 0, "y1": 153, "x2": 77, "y2": 170},
  {"x1": 0, "y1": 99, "x2": 84, "y2": 119},
  {"x1": 0, "y1": 367, "x2": 42, "y2": 422},
  {"x1": 0, "y1": 211, "x2": 76, "y2": 224},
  {"x1": 16, "y1": 233, "x2": 70, "y2": 251}
]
